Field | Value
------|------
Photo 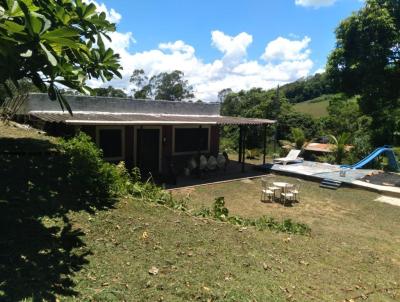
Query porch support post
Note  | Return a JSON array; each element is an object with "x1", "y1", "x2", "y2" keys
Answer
[
  {"x1": 263, "y1": 124, "x2": 267, "y2": 165},
  {"x1": 238, "y1": 125, "x2": 243, "y2": 163},
  {"x1": 273, "y1": 124, "x2": 277, "y2": 154},
  {"x1": 241, "y1": 126, "x2": 246, "y2": 173}
]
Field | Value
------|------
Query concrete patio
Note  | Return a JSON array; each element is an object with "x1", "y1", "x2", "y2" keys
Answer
[{"x1": 271, "y1": 161, "x2": 400, "y2": 197}]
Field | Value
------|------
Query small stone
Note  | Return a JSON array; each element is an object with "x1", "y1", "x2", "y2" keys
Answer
[{"x1": 148, "y1": 266, "x2": 159, "y2": 275}]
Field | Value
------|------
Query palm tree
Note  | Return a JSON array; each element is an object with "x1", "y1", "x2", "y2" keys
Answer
[
  {"x1": 329, "y1": 133, "x2": 351, "y2": 164},
  {"x1": 290, "y1": 128, "x2": 306, "y2": 150}
]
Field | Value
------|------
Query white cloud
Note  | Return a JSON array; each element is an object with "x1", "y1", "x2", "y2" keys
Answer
[
  {"x1": 88, "y1": 3, "x2": 314, "y2": 102},
  {"x1": 314, "y1": 67, "x2": 325, "y2": 74},
  {"x1": 211, "y1": 31, "x2": 253, "y2": 67},
  {"x1": 295, "y1": 0, "x2": 337, "y2": 8},
  {"x1": 262, "y1": 36, "x2": 311, "y2": 61},
  {"x1": 83, "y1": 0, "x2": 122, "y2": 23}
]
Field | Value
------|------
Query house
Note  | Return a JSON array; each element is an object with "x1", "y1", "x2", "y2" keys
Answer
[{"x1": 18, "y1": 93, "x2": 275, "y2": 179}]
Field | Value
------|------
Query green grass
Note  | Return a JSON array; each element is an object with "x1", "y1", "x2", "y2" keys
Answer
[
  {"x1": 1, "y1": 122, "x2": 400, "y2": 301},
  {"x1": 293, "y1": 95, "x2": 331, "y2": 118}
]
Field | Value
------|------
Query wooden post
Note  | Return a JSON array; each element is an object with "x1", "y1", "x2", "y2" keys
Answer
[
  {"x1": 241, "y1": 126, "x2": 246, "y2": 173},
  {"x1": 238, "y1": 125, "x2": 242, "y2": 163},
  {"x1": 273, "y1": 125, "x2": 277, "y2": 154},
  {"x1": 263, "y1": 124, "x2": 267, "y2": 165}
]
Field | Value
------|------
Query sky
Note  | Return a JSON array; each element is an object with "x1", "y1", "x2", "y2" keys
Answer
[{"x1": 88, "y1": 0, "x2": 365, "y2": 101}]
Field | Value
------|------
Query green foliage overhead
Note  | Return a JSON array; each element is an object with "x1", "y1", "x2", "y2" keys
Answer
[
  {"x1": 327, "y1": 0, "x2": 400, "y2": 144},
  {"x1": 130, "y1": 69, "x2": 194, "y2": 101},
  {"x1": 0, "y1": 0, "x2": 122, "y2": 113}
]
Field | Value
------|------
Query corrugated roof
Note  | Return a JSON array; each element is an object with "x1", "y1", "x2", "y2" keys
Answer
[{"x1": 28, "y1": 111, "x2": 275, "y2": 126}]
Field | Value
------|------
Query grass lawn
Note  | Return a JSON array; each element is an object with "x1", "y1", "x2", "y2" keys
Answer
[
  {"x1": 1, "y1": 122, "x2": 400, "y2": 301},
  {"x1": 293, "y1": 96, "x2": 329, "y2": 118}
]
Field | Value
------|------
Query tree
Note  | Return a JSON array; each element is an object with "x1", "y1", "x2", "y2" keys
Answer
[
  {"x1": 320, "y1": 94, "x2": 362, "y2": 135},
  {"x1": 0, "y1": 0, "x2": 122, "y2": 113},
  {"x1": 130, "y1": 69, "x2": 150, "y2": 99},
  {"x1": 130, "y1": 69, "x2": 194, "y2": 101},
  {"x1": 281, "y1": 73, "x2": 335, "y2": 104},
  {"x1": 329, "y1": 133, "x2": 351, "y2": 164},
  {"x1": 0, "y1": 78, "x2": 39, "y2": 101},
  {"x1": 92, "y1": 86, "x2": 127, "y2": 98},
  {"x1": 218, "y1": 88, "x2": 233, "y2": 103},
  {"x1": 290, "y1": 128, "x2": 306, "y2": 150},
  {"x1": 327, "y1": 0, "x2": 400, "y2": 145}
]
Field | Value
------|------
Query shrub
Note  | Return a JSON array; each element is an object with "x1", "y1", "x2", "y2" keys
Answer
[
  {"x1": 60, "y1": 133, "x2": 134, "y2": 205},
  {"x1": 195, "y1": 197, "x2": 311, "y2": 235},
  {"x1": 290, "y1": 127, "x2": 306, "y2": 149}
]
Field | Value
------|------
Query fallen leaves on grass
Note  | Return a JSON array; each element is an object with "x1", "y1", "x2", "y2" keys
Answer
[{"x1": 141, "y1": 231, "x2": 149, "y2": 240}]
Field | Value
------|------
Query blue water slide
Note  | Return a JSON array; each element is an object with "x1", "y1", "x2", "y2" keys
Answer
[{"x1": 342, "y1": 145, "x2": 399, "y2": 170}]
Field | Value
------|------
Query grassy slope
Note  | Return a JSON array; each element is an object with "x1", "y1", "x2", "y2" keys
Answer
[
  {"x1": 1, "y1": 122, "x2": 400, "y2": 301},
  {"x1": 292, "y1": 95, "x2": 331, "y2": 118}
]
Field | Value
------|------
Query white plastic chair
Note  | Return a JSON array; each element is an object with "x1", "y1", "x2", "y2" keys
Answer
[
  {"x1": 261, "y1": 178, "x2": 274, "y2": 202},
  {"x1": 291, "y1": 183, "x2": 300, "y2": 202},
  {"x1": 188, "y1": 158, "x2": 197, "y2": 170},
  {"x1": 268, "y1": 184, "x2": 280, "y2": 200},
  {"x1": 207, "y1": 155, "x2": 217, "y2": 170},
  {"x1": 281, "y1": 184, "x2": 295, "y2": 205},
  {"x1": 216, "y1": 153, "x2": 226, "y2": 169},
  {"x1": 199, "y1": 155, "x2": 207, "y2": 171}
]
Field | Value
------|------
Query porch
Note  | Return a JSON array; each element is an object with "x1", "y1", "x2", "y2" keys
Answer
[{"x1": 166, "y1": 159, "x2": 269, "y2": 189}]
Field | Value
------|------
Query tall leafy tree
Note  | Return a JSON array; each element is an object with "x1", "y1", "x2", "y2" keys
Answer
[
  {"x1": 130, "y1": 69, "x2": 194, "y2": 101},
  {"x1": 0, "y1": 0, "x2": 122, "y2": 113},
  {"x1": 327, "y1": 0, "x2": 400, "y2": 144},
  {"x1": 92, "y1": 86, "x2": 127, "y2": 98}
]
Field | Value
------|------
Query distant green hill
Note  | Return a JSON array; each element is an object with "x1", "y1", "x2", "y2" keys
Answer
[
  {"x1": 292, "y1": 94, "x2": 332, "y2": 118},
  {"x1": 280, "y1": 72, "x2": 336, "y2": 104}
]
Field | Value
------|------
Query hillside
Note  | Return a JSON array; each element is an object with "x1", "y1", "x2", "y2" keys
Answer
[
  {"x1": 280, "y1": 73, "x2": 336, "y2": 104},
  {"x1": 1, "y1": 122, "x2": 400, "y2": 301},
  {"x1": 292, "y1": 94, "x2": 331, "y2": 118}
]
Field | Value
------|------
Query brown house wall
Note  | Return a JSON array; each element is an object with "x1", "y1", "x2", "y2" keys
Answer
[{"x1": 79, "y1": 124, "x2": 220, "y2": 175}]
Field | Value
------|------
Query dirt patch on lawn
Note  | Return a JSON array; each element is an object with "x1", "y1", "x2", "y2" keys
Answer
[{"x1": 362, "y1": 172, "x2": 400, "y2": 187}]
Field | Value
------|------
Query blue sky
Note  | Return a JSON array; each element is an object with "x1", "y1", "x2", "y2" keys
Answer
[{"x1": 90, "y1": 0, "x2": 364, "y2": 101}]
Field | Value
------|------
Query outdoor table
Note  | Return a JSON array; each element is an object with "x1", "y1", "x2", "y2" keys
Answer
[
  {"x1": 269, "y1": 182, "x2": 286, "y2": 200},
  {"x1": 273, "y1": 182, "x2": 289, "y2": 188},
  {"x1": 273, "y1": 182, "x2": 292, "y2": 202}
]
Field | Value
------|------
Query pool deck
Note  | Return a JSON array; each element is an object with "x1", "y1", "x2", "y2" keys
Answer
[{"x1": 271, "y1": 161, "x2": 400, "y2": 197}]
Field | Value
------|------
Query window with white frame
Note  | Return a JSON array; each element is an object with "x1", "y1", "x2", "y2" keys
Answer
[
  {"x1": 174, "y1": 126, "x2": 209, "y2": 154},
  {"x1": 96, "y1": 127, "x2": 124, "y2": 160}
]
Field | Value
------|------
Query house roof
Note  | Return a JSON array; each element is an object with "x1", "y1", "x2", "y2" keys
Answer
[
  {"x1": 21, "y1": 94, "x2": 275, "y2": 126},
  {"x1": 28, "y1": 111, "x2": 275, "y2": 126},
  {"x1": 304, "y1": 143, "x2": 353, "y2": 153}
]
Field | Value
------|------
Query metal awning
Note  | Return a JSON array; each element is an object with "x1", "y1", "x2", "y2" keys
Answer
[{"x1": 28, "y1": 111, "x2": 276, "y2": 126}]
